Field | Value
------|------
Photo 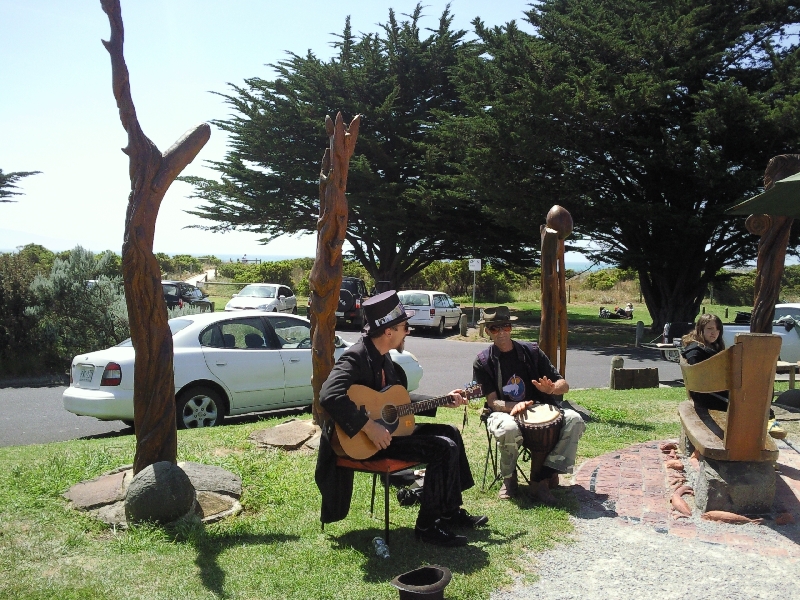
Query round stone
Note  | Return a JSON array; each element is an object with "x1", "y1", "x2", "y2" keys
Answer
[{"x1": 124, "y1": 461, "x2": 195, "y2": 524}]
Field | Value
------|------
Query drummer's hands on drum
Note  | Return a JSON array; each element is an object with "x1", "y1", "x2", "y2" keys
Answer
[
  {"x1": 444, "y1": 389, "x2": 466, "y2": 408},
  {"x1": 532, "y1": 376, "x2": 558, "y2": 395},
  {"x1": 510, "y1": 399, "x2": 534, "y2": 416}
]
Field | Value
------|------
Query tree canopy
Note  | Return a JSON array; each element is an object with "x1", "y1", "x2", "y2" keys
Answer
[
  {"x1": 448, "y1": 0, "x2": 800, "y2": 329},
  {"x1": 0, "y1": 169, "x2": 40, "y2": 202},
  {"x1": 182, "y1": 5, "x2": 536, "y2": 287}
]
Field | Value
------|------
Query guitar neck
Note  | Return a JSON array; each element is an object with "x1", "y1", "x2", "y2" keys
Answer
[{"x1": 396, "y1": 393, "x2": 457, "y2": 418}]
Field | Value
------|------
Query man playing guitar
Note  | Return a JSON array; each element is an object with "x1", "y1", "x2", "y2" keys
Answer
[{"x1": 316, "y1": 290, "x2": 487, "y2": 547}]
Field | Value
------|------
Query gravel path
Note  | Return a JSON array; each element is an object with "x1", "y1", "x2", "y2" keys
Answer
[
  {"x1": 491, "y1": 512, "x2": 800, "y2": 600},
  {"x1": 491, "y1": 439, "x2": 800, "y2": 600}
]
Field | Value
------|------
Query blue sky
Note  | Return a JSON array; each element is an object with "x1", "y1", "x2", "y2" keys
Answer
[{"x1": 0, "y1": 1, "x2": 547, "y2": 259}]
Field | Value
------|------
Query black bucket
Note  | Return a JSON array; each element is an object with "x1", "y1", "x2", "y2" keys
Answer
[{"x1": 390, "y1": 565, "x2": 452, "y2": 599}]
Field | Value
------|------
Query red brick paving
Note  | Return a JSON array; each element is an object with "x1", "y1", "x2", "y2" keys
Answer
[{"x1": 571, "y1": 439, "x2": 800, "y2": 559}]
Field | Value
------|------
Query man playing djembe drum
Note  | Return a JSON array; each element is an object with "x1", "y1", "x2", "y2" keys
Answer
[{"x1": 473, "y1": 306, "x2": 585, "y2": 504}]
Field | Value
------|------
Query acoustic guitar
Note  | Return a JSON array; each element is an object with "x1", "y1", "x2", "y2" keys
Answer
[{"x1": 333, "y1": 383, "x2": 484, "y2": 460}]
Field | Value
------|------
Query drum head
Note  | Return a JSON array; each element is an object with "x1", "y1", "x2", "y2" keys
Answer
[{"x1": 520, "y1": 404, "x2": 561, "y2": 426}]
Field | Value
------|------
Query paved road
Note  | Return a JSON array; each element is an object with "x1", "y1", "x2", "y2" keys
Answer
[{"x1": 0, "y1": 332, "x2": 681, "y2": 448}]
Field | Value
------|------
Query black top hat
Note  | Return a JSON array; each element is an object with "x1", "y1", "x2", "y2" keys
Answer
[
  {"x1": 390, "y1": 565, "x2": 452, "y2": 600},
  {"x1": 362, "y1": 290, "x2": 413, "y2": 334},
  {"x1": 477, "y1": 305, "x2": 518, "y2": 326}
]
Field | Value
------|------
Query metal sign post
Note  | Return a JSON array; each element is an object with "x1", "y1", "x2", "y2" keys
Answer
[{"x1": 468, "y1": 259, "x2": 481, "y2": 325}]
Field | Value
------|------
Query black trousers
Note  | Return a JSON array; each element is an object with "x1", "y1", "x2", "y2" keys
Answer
[{"x1": 373, "y1": 423, "x2": 474, "y2": 523}]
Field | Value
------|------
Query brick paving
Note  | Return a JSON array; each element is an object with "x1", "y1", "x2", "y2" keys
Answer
[{"x1": 571, "y1": 439, "x2": 800, "y2": 560}]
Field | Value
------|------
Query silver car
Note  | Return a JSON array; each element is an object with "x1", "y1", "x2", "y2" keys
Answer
[
  {"x1": 225, "y1": 283, "x2": 298, "y2": 313},
  {"x1": 398, "y1": 290, "x2": 463, "y2": 335},
  {"x1": 63, "y1": 311, "x2": 424, "y2": 429}
]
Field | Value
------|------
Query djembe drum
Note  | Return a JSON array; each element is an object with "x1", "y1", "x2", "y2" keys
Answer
[{"x1": 515, "y1": 403, "x2": 564, "y2": 482}]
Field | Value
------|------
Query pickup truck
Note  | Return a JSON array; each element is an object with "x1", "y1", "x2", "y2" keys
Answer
[{"x1": 658, "y1": 303, "x2": 800, "y2": 363}]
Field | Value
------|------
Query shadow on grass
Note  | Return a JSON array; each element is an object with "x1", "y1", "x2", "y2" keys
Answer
[
  {"x1": 328, "y1": 528, "x2": 494, "y2": 583},
  {"x1": 173, "y1": 525, "x2": 299, "y2": 599}
]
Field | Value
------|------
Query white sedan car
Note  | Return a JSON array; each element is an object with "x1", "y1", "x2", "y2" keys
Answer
[
  {"x1": 224, "y1": 283, "x2": 298, "y2": 313},
  {"x1": 63, "y1": 311, "x2": 423, "y2": 429},
  {"x1": 398, "y1": 290, "x2": 463, "y2": 335}
]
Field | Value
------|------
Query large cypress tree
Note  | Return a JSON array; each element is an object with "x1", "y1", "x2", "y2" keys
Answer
[
  {"x1": 183, "y1": 5, "x2": 529, "y2": 287},
  {"x1": 0, "y1": 169, "x2": 40, "y2": 203},
  {"x1": 449, "y1": 0, "x2": 800, "y2": 330}
]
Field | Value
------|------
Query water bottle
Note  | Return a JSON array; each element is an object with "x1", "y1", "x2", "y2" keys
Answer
[{"x1": 371, "y1": 536, "x2": 390, "y2": 559}]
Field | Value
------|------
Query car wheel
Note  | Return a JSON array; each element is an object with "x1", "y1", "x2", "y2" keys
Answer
[
  {"x1": 436, "y1": 318, "x2": 445, "y2": 336},
  {"x1": 176, "y1": 386, "x2": 224, "y2": 429},
  {"x1": 451, "y1": 314, "x2": 462, "y2": 331},
  {"x1": 292, "y1": 305, "x2": 298, "y2": 314}
]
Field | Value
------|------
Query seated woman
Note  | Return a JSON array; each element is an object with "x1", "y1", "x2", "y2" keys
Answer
[{"x1": 680, "y1": 314, "x2": 729, "y2": 411}]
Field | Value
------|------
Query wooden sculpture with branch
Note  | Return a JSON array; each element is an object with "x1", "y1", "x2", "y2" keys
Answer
[
  {"x1": 539, "y1": 205, "x2": 573, "y2": 377},
  {"x1": 101, "y1": 0, "x2": 210, "y2": 473},
  {"x1": 309, "y1": 113, "x2": 361, "y2": 425},
  {"x1": 747, "y1": 154, "x2": 800, "y2": 334}
]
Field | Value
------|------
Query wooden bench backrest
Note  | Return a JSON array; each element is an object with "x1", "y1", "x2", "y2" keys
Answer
[{"x1": 680, "y1": 333, "x2": 780, "y2": 461}]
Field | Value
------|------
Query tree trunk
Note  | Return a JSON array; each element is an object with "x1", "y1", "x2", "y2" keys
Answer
[
  {"x1": 641, "y1": 264, "x2": 709, "y2": 335},
  {"x1": 749, "y1": 155, "x2": 800, "y2": 334},
  {"x1": 101, "y1": 0, "x2": 210, "y2": 474},
  {"x1": 310, "y1": 113, "x2": 360, "y2": 426}
]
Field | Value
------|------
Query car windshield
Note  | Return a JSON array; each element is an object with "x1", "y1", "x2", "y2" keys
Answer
[
  {"x1": 116, "y1": 319, "x2": 194, "y2": 347},
  {"x1": 398, "y1": 293, "x2": 431, "y2": 307},
  {"x1": 238, "y1": 285, "x2": 276, "y2": 298}
]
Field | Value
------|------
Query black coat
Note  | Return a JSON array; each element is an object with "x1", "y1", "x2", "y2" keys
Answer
[{"x1": 315, "y1": 336, "x2": 432, "y2": 524}]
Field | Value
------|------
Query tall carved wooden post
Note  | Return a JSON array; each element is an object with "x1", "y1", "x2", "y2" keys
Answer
[
  {"x1": 540, "y1": 205, "x2": 572, "y2": 376},
  {"x1": 748, "y1": 154, "x2": 800, "y2": 334},
  {"x1": 101, "y1": 0, "x2": 210, "y2": 473},
  {"x1": 309, "y1": 113, "x2": 360, "y2": 425}
]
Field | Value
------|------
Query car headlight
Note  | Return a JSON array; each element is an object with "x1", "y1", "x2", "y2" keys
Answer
[
  {"x1": 224, "y1": 301, "x2": 232, "y2": 309},
  {"x1": 257, "y1": 304, "x2": 270, "y2": 311}
]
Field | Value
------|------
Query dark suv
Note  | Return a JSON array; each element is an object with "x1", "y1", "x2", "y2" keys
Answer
[
  {"x1": 337, "y1": 276, "x2": 370, "y2": 328},
  {"x1": 162, "y1": 281, "x2": 214, "y2": 312}
]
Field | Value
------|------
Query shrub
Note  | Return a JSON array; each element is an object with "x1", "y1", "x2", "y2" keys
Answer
[
  {"x1": 0, "y1": 251, "x2": 47, "y2": 376},
  {"x1": 584, "y1": 267, "x2": 636, "y2": 290},
  {"x1": 25, "y1": 247, "x2": 129, "y2": 370}
]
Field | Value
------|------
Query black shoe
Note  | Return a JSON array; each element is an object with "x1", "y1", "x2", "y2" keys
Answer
[
  {"x1": 440, "y1": 507, "x2": 489, "y2": 529},
  {"x1": 414, "y1": 523, "x2": 468, "y2": 547}
]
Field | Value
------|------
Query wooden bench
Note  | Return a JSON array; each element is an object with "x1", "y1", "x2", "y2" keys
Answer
[{"x1": 679, "y1": 333, "x2": 780, "y2": 462}]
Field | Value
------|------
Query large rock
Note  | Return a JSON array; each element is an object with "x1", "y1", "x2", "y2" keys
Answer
[
  {"x1": 178, "y1": 461, "x2": 242, "y2": 498},
  {"x1": 124, "y1": 462, "x2": 196, "y2": 524},
  {"x1": 694, "y1": 456, "x2": 776, "y2": 514}
]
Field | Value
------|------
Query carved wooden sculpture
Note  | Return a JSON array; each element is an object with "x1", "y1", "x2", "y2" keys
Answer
[
  {"x1": 101, "y1": 0, "x2": 210, "y2": 473},
  {"x1": 309, "y1": 113, "x2": 360, "y2": 425},
  {"x1": 748, "y1": 155, "x2": 800, "y2": 334},
  {"x1": 539, "y1": 206, "x2": 573, "y2": 376}
]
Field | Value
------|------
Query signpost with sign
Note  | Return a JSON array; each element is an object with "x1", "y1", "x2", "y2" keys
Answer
[{"x1": 469, "y1": 259, "x2": 481, "y2": 326}]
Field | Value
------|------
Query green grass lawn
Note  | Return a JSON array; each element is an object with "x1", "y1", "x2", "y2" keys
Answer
[{"x1": 0, "y1": 387, "x2": 685, "y2": 600}]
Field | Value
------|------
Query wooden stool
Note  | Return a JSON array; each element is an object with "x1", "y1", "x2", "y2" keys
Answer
[{"x1": 328, "y1": 456, "x2": 421, "y2": 544}]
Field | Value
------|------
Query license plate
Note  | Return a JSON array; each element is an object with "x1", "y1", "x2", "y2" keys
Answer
[
  {"x1": 335, "y1": 311, "x2": 344, "y2": 317},
  {"x1": 79, "y1": 365, "x2": 94, "y2": 383}
]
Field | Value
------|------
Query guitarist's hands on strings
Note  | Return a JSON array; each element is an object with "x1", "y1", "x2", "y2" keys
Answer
[
  {"x1": 360, "y1": 388, "x2": 467, "y2": 450},
  {"x1": 442, "y1": 389, "x2": 467, "y2": 408},
  {"x1": 362, "y1": 419, "x2": 393, "y2": 450}
]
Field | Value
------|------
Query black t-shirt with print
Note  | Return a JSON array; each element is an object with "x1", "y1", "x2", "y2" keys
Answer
[{"x1": 495, "y1": 348, "x2": 537, "y2": 403}]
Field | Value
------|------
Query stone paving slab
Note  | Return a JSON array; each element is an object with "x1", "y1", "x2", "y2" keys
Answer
[{"x1": 571, "y1": 439, "x2": 800, "y2": 560}]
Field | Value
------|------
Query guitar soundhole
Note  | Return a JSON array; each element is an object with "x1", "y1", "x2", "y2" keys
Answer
[{"x1": 382, "y1": 405, "x2": 398, "y2": 424}]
